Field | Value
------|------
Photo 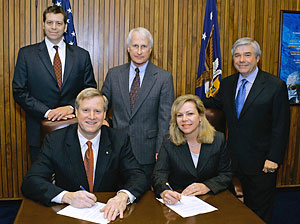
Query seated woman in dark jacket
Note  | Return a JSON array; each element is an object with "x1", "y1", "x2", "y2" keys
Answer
[{"x1": 152, "y1": 94, "x2": 232, "y2": 205}]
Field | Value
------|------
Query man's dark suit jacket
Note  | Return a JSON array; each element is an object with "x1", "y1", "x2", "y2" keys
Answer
[
  {"x1": 202, "y1": 69, "x2": 290, "y2": 174},
  {"x1": 152, "y1": 132, "x2": 232, "y2": 197},
  {"x1": 12, "y1": 40, "x2": 97, "y2": 147},
  {"x1": 101, "y1": 61, "x2": 174, "y2": 165},
  {"x1": 21, "y1": 124, "x2": 148, "y2": 206}
]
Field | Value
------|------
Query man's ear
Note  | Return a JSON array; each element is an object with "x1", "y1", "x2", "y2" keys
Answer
[{"x1": 256, "y1": 56, "x2": 260, "y2": 63}]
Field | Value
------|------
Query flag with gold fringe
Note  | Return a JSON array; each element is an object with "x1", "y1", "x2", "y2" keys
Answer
[{"x1": 195, "y1": 0, "x2": 222, "y2": 98}]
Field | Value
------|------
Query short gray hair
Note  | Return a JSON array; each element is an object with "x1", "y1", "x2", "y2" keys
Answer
[
  {"x1": 75, "y1": 88, "x2": 108, "y2": 112},
  {"x1": 231, "y1": 37, "x2": 261, "y2": 58},
  {"x1": 126, "y1": 27, "x2": 153, "y2": 48}
]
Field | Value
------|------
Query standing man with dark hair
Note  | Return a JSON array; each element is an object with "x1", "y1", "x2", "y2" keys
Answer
[
  {"x1": 202, "y1": 37, "x2": 290, "y2": 223},
  {"x1": 12, "y1": 5, "x2": 97, "y2": 163},
  {"x1": 101, "y1": 27, "x2": 174, "y2": 185}
]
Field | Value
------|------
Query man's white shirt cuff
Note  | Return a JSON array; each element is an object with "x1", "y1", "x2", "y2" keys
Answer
[{"x1": 51, "y1": 190, "x2": 68, "y2": 204}]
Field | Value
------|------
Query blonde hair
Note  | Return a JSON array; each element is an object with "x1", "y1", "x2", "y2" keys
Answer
[
  {"x1": 169, "y1": 94, "x2": 215, "y2": 145},
  {"x1": 75, "y1": 88, "x2": 108, "y2": 112}
]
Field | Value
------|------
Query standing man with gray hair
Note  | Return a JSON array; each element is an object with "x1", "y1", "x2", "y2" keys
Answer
[
  {"x1": 101, "y1": 27, "x2": 174, "y2": 186},
  {"x1": 202, "y1": 37, "x2": 290, "y2": 223}
]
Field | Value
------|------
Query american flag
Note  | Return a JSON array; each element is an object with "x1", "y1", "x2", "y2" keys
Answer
[
  {"x1": 52, "y1": 0, "x2": 77, "y2": 46},
  {"x1": 195, "y1": 0, "x2": 222, "y2": 98}
]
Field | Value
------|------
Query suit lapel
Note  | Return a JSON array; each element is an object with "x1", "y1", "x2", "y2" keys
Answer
[
  {"x1": 62, "y1": 44, "x2": 74, "y2": 88},
  {"x1": 38, "y1": 41, "x2": 57, "y2": 82},
  {"x1": 239, "y1": 70, "x2": 265, "y2": 118},
  {"x1": 229, "y1": 74, "x2": 240, "y2": 119},
  {"x1": 93, "y1": 127, "x2": 112, "y2": 191},
  {"x1": 118, "y1": 64, "x2": 131, "y2": 116},
  {"x1": 196, "y1": 144, "x2": 212, "y2": 174},
  {"x1": 131, "y1": 61, "x2": 157, "y2": 117},
  {"x1": 65, "y1": 125, "x2": 89, "y2": 190},
  {"x1": 175, "y1": 144, "x2": 197, "y2": 177}
]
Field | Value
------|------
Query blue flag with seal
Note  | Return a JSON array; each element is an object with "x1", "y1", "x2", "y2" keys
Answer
[
  {"x1": 52, "y1": 0, "x2": 77, "y2": 46},
  {"x1": 195, "y1": 0, "x2": 222, "y2": 98}
]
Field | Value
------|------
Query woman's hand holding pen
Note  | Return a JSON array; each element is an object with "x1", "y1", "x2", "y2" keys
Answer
[
  {"x1": 161, "y1": 190, "x2": 181, "y2": 205},
  {"x1": 61, "y1": 191, "x2": 97, "y2": 208},
  {"x1": 182, "y1": 183, "x2": 210, "y2": 196}
]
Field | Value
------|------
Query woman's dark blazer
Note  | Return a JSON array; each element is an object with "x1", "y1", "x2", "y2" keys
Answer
[{"x1": 152, "y1": 131, "x2": 232, "y2": 197}]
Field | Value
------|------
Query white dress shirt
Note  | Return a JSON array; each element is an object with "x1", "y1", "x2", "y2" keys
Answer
[
  {"x1": 51, "y1": 129, "x2": 136, "y2": 204},
  {"x1": 45, "y1": 37, "x2": 66, "y2": 78},
  {"x1": 44, "y1": 38, "x2": 70, "y2": 118}
]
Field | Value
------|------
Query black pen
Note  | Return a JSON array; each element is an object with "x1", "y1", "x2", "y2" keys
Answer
[{"x1": 166, "y1": 182, "x2": 181, "y2": 203}]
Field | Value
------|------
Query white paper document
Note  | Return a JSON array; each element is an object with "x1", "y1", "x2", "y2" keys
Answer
[
  {"x1": 157, "y1": 195, "x2": 217, "y2": 218},
  {"x1": 57, "y1": 202, "x2": 109, "y2": 224}
]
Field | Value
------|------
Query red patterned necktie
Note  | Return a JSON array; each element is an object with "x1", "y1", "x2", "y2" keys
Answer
[
  {"x1": 84, "y1": 141, "x2": 94, "y2": 192},
  {"x1": 53, "y1": 46, "x2": 62, "y2": 90},
  {"x1": 129, "y1": 68, "x2": 140, "y2": 110}
]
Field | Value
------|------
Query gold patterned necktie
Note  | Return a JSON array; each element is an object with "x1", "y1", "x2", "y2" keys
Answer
[
  {"x1": 53, "y1": 45, "x2": 62, "y2": 90},
  {"x1": 129, "y1": 68, "x2": 140, "y2": 110},
  {"x1": 84, "y1": 141, "x2": 94, "y2": 192}
]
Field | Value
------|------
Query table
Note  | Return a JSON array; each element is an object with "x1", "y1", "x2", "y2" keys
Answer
[{"x1": 14, "y1": 190, "x2": 264, "y2": 224}]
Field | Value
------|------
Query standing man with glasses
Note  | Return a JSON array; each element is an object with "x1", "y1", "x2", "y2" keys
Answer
[
  {"x1": 101, "y1": 27, "x2": 174, "y2": 186},
  {"x1": 202, "y1": 37, "x2": 290, "y2": 223},
  {"x1": 12, "y1": 5, "x2": 96, "y2": 163}
]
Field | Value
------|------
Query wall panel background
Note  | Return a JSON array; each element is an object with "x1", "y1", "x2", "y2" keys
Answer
[{"x1": 1, "y1": 0, "x2": 300, "y2": 199}]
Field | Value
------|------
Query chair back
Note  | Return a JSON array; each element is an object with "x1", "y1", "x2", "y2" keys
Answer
[{"x1": 40, "y1": 118, "x2": 78, "y2": 143}]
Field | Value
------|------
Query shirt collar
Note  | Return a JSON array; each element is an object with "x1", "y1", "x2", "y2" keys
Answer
[
  {"x1": 45, "y1": 37, "x2": 66, "y2": 50},
  {"x1": 77, "y1": 129, "x2": 101, "y2": 150},
  {"x1": 238, "y1": 67, "x2": 258, "y2": 84},
  {"x1": 130, "y1": 61, "x2": 149, "y2": 73}
]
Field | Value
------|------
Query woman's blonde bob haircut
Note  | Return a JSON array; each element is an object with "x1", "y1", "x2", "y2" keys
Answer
[{"x1": 169, "y1": 94, "x2": 215, "y2": 146}]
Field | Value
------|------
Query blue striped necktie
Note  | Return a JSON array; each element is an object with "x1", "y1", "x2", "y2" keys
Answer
[{"x1": 235, "y1": 79, "x2": 248, "y2": 118}]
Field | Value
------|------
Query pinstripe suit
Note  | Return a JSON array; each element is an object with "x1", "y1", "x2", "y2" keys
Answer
[
  {"x1": 12, "y1": 40, "x2": 96, "y2": 162},
  {"x1": 101, "y1": 61, "x2": 174, "y2": 166},
  {"x1": 152, "y1": 132, "x2": 232, "y2": 197}
]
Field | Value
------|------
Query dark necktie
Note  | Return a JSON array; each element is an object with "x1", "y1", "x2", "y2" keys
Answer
[
  {"x1": 235, "y1": 79, "x2": 248, "y2": 118},
  {"x1": 84, "y1": 141, "x2": 94, "y2": 192},
  {"x1": 129, "y1": 68, "x2": 140, "y2": 110},
  {"x1": 53, "y1": 46, "x2": 62, "y2": 90}
]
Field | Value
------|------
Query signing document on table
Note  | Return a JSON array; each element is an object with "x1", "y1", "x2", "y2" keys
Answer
[
  {"x1": 57, "y1": 202, "x2": 110, "y2": 224},
  {"x1": 157, "y1": 195, "x2": 217, "y2": 218}
]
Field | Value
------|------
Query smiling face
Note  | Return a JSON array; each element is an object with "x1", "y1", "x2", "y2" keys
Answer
[
  {"x1": 75, "y1": 96, "x2": 106, "y2": 140},
  {"x1": 176, "y1": 101, "x2": 201, "y2": 138},
  {"x1": 43, "y1": 13, "x2": 67, "y2": 45},
  {"x1": 233, "y1": 44, "x2": 260, "y2": 78},
  {"x1": 127, "y1": 31, "x2": 152, "y2": 67}
]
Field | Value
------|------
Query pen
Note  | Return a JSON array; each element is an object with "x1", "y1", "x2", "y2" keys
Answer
[
  {"x1": 80, "y1": 185, "x2": 88, "y2": 191},
  {"x1": 166, "y1": 182, "x2": 181, "y2": 203}
]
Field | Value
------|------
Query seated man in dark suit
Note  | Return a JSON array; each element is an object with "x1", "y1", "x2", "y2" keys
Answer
[{"x1": 21, "y1": 88, "x2": 148, "y2": 221}]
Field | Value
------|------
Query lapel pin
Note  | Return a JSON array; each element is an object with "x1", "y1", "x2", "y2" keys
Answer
[{"x1": 105, "y1": 151, "x2": 109, "y2": 155}]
